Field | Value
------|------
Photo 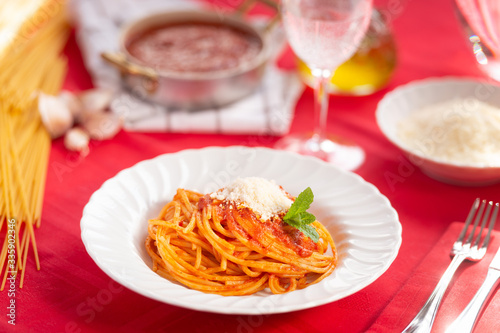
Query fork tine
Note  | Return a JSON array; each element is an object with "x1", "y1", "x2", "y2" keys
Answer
[
  {"x1": 472, "y1": 201, "x2": 493, "y2": 249},
  {"x1": 445, "y1": 202, "x2": 500, "y2": 333},
  {"x1": 464, "y1": 199, "x2": 487, "y2": 246},
  {"x1": 457, "y1": 198, "x2": 480, "y2": 244},
  {"x1": 403, "y1": 199, "x2": 497, "y2": 333},
  {"x1": 480, "y1": 203, "x2": 499, "y2": 251}
]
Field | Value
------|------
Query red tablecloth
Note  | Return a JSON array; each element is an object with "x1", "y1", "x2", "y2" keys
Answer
[
  {"x1": 370, "y1": 223, "x2": 500, "y2": 333},
  {"x1": 3, "y1": 0, "x2": 500, "y2": 332}
]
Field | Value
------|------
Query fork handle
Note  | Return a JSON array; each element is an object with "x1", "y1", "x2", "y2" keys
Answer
[
  {"x1": 445, "y1": 268, "x2": 500, "y2": 333},
  {"x1": 402, "y1": 254, "x2": 467, "y2": 333}
]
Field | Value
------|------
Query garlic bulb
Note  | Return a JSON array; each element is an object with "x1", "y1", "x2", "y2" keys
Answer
[
  {"x1": 40, "y1": 88, "x2": 122, "y2": 154},
  {"x1": 38, "y1": 92, "x2": 73, "y2": 138},
  {"x1": 78, "y1": 88, "x2": 114, "y2": 115},
  {"x1": 81, "y1": 112, "x2": 123, "y2": 140},
  {"x1": 64, "y1": 127, "x2": 90, "y2": 156},
  {"x1": 59, "y1": 90, "x2": 83, "y2": 119}
]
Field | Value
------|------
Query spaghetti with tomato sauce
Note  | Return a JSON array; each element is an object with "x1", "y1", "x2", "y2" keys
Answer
[{"x1": 145, "y1": 178, "x2": 337, "y2": 295}]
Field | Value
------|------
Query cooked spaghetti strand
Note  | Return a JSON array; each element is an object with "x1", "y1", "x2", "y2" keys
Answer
[{"x1": 146, "y1": 188, "x2": 337, "y2": 295}]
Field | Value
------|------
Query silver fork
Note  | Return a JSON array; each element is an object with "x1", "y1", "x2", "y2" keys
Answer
[{"x1": 402, "y1": 198, "x2": 498, "y2": 333}]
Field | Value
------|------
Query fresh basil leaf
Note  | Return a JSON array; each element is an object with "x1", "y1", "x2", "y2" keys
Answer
[
  {"x1": 295, "y1": 211, "x2": 316, "y2": 225},
  {"x1": 284, "y1": 218, "x2": 300, "y2": 228},
  {"x1": 283, "y1": 187, "x2": 318, "y2": 243},
  {"x1": 296, "y1": 224, "x2": 319, "y2": 243},
  {"x1": 284, "y1": 217, "x2": 320, "y2": 243},
  {"x1": 283, "y1": 187, "x2": 314, "y2": 220}
]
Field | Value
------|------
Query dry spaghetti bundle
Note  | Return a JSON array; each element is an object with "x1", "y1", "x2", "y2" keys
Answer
[
  {"x1": 0, "y1": 0, "x2": 69, "y2": 289},
  {"x1": 146, "y1": 188, "x2": 336, "y2": 296}
]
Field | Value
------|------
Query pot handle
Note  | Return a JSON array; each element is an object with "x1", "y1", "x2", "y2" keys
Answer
[
  {"x1": 101, "y1": 52, "x2": 159, "y2": 93},
  {"x1": 234, "y1": 0, "x2": 280, "y2": 33},
  {"x1": 101, "y1": 52, "x2": 158, "y2": 79}
]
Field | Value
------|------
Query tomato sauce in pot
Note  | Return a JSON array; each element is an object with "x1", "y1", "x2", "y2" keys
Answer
[{"x1": 126, "y1": 21, "x2": 263, "y2": 73}]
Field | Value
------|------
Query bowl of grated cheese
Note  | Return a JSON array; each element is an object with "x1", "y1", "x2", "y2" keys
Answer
[{"x1": 376, "y1": 77, "x2": 500, "y2": 186}]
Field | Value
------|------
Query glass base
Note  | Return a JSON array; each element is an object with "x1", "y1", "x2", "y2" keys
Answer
[
  {"x1": 275, "y1": 133, "x2": 365, "y2": 171},
  {"x1": 480, "y1": 60, "x2": 500, "y2": 82}
]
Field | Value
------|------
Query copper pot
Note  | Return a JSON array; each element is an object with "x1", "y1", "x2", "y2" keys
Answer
[{"x1": 102, "y1": 0, "x2": 279, "y2": 110}]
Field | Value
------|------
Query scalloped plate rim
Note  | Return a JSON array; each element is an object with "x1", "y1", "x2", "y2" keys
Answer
[{"x1": 80, "y1": 146, "x2": 402, "y2": 314}]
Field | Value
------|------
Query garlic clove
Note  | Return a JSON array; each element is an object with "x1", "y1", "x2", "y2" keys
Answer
[
  {"x1": 64, "y1": 127, "x2": 90, "y2": 156},
  {"x1": 59, "y1": 90, "x2": 83, "y2": 119},
  {"x1": 78, "y1": 88, "x2": 114, "y2": 114},
  {"x1": 81, "y1": 112, "x2": 123, "y2": 140},
  {"x1": 38, "y1": 92, "x2": 73, "y2": 139}
]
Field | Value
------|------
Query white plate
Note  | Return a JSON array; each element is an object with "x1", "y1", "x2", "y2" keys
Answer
[{"x1": 81, "y1": 146, "x2": 401, "y2": 314}]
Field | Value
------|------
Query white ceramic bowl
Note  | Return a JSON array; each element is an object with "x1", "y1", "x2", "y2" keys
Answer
[{"x1": 376, "y1": 77, "x2": 500, "y2": 186}]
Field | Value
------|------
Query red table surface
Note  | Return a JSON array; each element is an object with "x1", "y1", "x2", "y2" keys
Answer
[{"x1": 3, "y1": 0, "x2": 500, "y2": 332}]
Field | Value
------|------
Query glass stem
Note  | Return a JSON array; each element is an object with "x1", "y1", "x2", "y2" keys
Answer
[{"x1": 312, "y1": 69, "x2": 333, "y2": 147}]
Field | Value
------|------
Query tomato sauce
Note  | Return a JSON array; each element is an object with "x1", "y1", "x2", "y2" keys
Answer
[
  {"x1": 199, "y1": 195, "x2": 318, "y2": 258},
  {"x1": 126, "y1": 21, "x2": 262, "y2": 73}
]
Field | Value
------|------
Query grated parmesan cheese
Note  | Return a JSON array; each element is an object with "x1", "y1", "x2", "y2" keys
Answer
[
  {"x1": 397, "y1": 98, "x2": 500, "y2": 166},
  {"x1": 210, "y1": 177, "x2": 293, "y2": 221}
]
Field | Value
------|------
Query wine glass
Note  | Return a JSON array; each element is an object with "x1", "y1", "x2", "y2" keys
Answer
[
  {"x1": 454, "y1": 0, "x2": 500, "y2": 82},
  {"x1": 276, "y1": 0, "x2": 373, "y2": 170}
]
